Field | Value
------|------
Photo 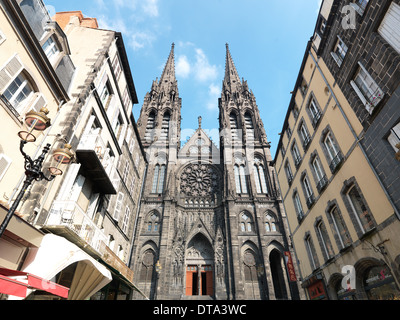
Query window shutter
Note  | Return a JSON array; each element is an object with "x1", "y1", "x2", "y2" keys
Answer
[
  {"x1": 113, "y1": 192, "x2": 124, "y2": 221},
  {"x1": 0, "y1": 154, "x2": 12, "y2": 181},
  {"x1": 29, "y1": 93, "x2": 47, "y2": 112},
  {"x1": 0, "y1": 55, "x2": 23, "y2": 93},
  {"x1": 378, "y1": 2, "x2": 400, "y2": 54}
]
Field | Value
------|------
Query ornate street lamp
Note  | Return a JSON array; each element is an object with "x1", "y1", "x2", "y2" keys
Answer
[{"x1": 0, "y1": 108, "x2": 75, "y2": 238}]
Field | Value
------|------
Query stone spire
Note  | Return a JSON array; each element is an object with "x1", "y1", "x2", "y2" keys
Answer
[
  {"x1": 223, "y1": 43, "x2": 241, "y2": 93},
  {"x1": 159, "y1": 43, "x2": 177, "y2": 90}
]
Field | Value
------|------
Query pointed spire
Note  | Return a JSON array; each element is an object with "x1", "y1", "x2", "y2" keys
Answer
[
  {"x1": 224, "y1": 43, "x2": 241, "y2": 87},
  {"x1": 160, "y1": 43, "x2": 176, "y2": 85}
]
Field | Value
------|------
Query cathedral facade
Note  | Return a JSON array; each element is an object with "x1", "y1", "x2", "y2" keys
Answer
[{"x1": 130, "y1": 44, "x2": 302, "y2": 300}]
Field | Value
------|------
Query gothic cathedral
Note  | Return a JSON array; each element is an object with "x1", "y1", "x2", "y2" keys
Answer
[{"x1": 131, "y1": 44, "x2": 301, "y2": 300}]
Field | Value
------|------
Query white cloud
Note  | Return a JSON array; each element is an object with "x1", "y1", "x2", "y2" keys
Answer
[
  {"x1": 176, "y1": 55, "x2": 191, "y2": 78},
  {"x1": 129, "y1": 31, "x2": 156, "y2": 50},
  {"x1": 194, "y1": 49, "x2": 218, "y2": 83},
  {"x1": 207, "y1": 83, "x2": 221, "y2": 111},
  {"x1": 142, "y1": 0, "x2": 159, "y2": 17}
]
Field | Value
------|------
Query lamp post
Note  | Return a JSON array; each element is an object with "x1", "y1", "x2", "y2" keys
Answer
[{"x1": 0, "y1": 108, "x2": 74, "y2": 238}]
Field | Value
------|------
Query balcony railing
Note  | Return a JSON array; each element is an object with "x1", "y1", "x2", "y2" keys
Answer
[
  {"x1": 306, "y1": 194, "x2": 316, "y2": 209},
  {"x1": 302, "y1": 136, "x2": 312, "y2": 151},
  {"x1": 316, "y1": 175, "x2": 328, "y2": 193},
  {"x1": 46, "y1": 200, "x2": 108, "y2": 254},
  {"x1": 329, "y1": 151, "x2": 344, "y2": 174}
]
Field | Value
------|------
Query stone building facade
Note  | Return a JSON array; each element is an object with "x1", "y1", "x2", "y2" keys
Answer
[{"x1": 130, "y1": 44, "x2": 303, "y2": 300}]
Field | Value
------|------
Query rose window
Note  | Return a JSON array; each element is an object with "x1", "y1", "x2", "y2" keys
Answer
[{"x1": 180, "y1": 164, "x2": 219, "y2": 197}]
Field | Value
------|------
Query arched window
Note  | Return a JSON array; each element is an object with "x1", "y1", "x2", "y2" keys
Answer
[
  {"x1": 240, "y1": 213, "x2": 253, "y2": 232},
  {"x1": 160, "y1": 112, "x2": 171, "y2": 141},
  {"x1": 253, "y1": 157, "x2": 268, "y2": 194},
  {"x1": 140, "y1": 250, "x2": 155, "y2": 282},
  {"x1": 244, "y1": 112, "x2": 254, "y2": 140},
  {"x1": 144, "y1": 111, "x2": 156, "y2": 143},
  {"x1": 230, "y1": 112, "x2": 240, "y2": 141},
  {"x1": 147, "y1": 212, "x2": 160, "y2": 232},
  {"x1": 152, "y1": 164, "x2": 166, "y2": 194},
  {"x1": 234, "y1": 164, "x2": 248, "y2": 194},
  {"x1": 266, "y1": 212, "x2": 278, "y2": 233}
]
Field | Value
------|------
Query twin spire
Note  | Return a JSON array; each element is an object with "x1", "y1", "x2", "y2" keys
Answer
[{"x1": 153, "y1": 43, "x2": 244, "y2": 97}]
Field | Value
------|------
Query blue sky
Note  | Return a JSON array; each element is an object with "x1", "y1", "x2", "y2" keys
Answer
[{"x1": 46, "y1": 0, "x2": 321, "y2": 156}]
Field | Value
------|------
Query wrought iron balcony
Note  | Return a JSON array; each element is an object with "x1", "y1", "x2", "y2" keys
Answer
[
  {"x1": 316, "y1": 175, "x2": 328, "y2": 193},
  {"x1": 302, "y1": 136, "x2": 312, "y2": 151},
  {"x1": 329, "y1": 151, "x2": 344, "y2": 174},
  {"x1": 306, "y1": 194, "x2": 316, "y2": 209}
]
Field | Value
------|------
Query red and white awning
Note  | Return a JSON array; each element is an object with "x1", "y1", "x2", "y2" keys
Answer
[{"x1": 0, "y1": 268, "x2": 69, "y2": 299}]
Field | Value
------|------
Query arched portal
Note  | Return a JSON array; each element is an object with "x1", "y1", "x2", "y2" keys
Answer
[
  {"x1": 270, "y1": 249, "x2": 288, "y2": 300},
  {"x1": 185, "y1": 233, "x2": 214, "y2": 297}
]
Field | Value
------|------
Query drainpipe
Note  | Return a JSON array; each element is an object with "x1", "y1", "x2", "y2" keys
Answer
[{"x1": 309, "y1": 51, "x2": 400, "y2": 221}]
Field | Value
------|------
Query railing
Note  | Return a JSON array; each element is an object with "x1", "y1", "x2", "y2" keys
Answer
[
  {"x1": 306, "y1": 194, "x2": 316, "y2": 209},
  {"x1": 46, "y1": 200, "x2": 108, "y2": 254},
  {"x1": 77, "y1": 132, "x2": 118, "y2": 184},
  {"x1": 316, "y1": 175, "x2": 328, "y2": 193},
  {"x1": 302, "y1": 136, "x2": 312, "y2": 151},
  {"x1": 329, "y1": 151, "x2": 344, "y2": 174}
]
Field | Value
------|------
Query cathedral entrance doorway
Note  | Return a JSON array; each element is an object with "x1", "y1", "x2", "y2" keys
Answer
[
  {"x1": 185, "y1": 234, "x2": 214, "y2": 297},
  {"x1": 186, "y1": 265, "x2": 213, "y2": 296}
]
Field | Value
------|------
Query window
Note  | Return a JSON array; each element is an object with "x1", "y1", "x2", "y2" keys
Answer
[
  {"x1": 388, "y1": 122, "x2": 400, "y2": 155},
  {"x1": 234, "y1": 160, "x2": 248, "y2": 194},
  {"x1": 293, "y1": 191, "x2": 304, "y2": 222},
  {"x1": 302, "y1": 174, "x2": 315, "y2": 209},
  {"x1": 140, "y1": 250, "x2": 155, "y2": 282},
  {"x1": 291, "y1": 142, "x2": 302, "y2": 169},
  {"x1": 160, "y1": 112, "x2": 171, "y2": 141},
  {"x1": 350, "y1": 63, "x2": 384, "y2": 114},
  {"x1": 122, "y1": 206, "x2": 130, "y2": 234},
  {"x1": 298, "y1": 121, "x2": 311, "y2": 151},
  {"x1": 2, "y1": 72, "x2": 34, "y2": 114},
  {"x1": 351, "y1": 0, "x2": 369, "y2": 15},
  {"x1": 253, "y1": 157, "x2": 268, "y2": 194},
  {"x1": 147, "y1": 213, "x2": 160, "y2": 233},
  {"x1": 285, "y1": 161, "x2": 294, "y2": 185},
  {"x1": 230, "y1": 113, "x2": 240, "y2": 141},
  {"x1": 122, "y1": 160, "x2": 130, "y2": 183},
  {"x1": 331, "y1": 36, "x2": 348, "y2": 67},
  {"x1": 328, "y1": 206, "x2": 352, "y2": 250},
  {"x1": 308, "y1": 97, "x2": 322, "y2": 128},
  {"x1": 113, "y1": 113, "x2": 123, "y2": 139},
  {"x1": 122, "y1": 86, "x2": 131, "y2": 111},
  {"x1": 112, "y1": 54, "x2": 122, "y2": 80},
  {"x1": 378, "y1": 2, "x2": 400, "y2": 54},
  {"x1": 99, "y1": 79, "x2": 113, "y2": 110},
  {"x1": 152, "y1": 164, "x2": 166, "y2": 194},
  {"x1": 312, "y1": 156, "x2": 328, "y2": 193},
  {"x1": 323, "y1": 131, "x2": 343, "y2": 173},
  {"x1": 108, "y1": 235, "x2": 115, "y2": 251},
  {"x1": 266, "y1": 213, "x2": 278, "y2": 233},
  {"x1": 293, "y1": 105, "x2": 300, "y2": 120},
  {"x1": 42, "y1": 36, "x2": 60, "y2": 63},
  {"x1": 316, "y1": 220, "x2": 334, "y2": 260},
  {"x1": 300, "y1": 78, "x2": 308, "y2": 96},
  {"x1": 305, "y1": 234, "x2": 318, "y2": 271},
  {"x1": 145, "y1": 111, "x2": 156, "y2": 143},
  {"x1": 240, "y1": 213, "x2": 253, "y2": 232},
  {"x1": 113, "y1": 192, "x2": 124, "y2": 221},
  {"x1": 346, "y1": 186, "x2": 374, "y2": 235},
  {"x1": 244, "y1": 112, "x2": 254, "y2": 141}
]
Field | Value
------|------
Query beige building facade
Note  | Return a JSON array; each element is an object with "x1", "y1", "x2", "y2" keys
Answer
[{"x1": 274, "y1": 0, "x2": 400, "y2": 300}]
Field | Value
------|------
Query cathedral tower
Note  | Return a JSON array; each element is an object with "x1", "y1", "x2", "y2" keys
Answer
[{"x1": 131, "y1": 44, "x2": 301, "y2": 300}]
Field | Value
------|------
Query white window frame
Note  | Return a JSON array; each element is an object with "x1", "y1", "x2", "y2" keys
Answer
[
  {"x1": 42, "y1": 35, "x2": 61, "y2": 64},
  {"x1": 317, "y1": 221, "x2": 332, "y2": 259},
  {"x1": 331, "y1": 36, "x2": 348, "y2": 67},
  {"x1": 113, "y1": 192, "x2": 124, "y2": 221},
  {"x1": 350, "y1": 62, "x2": 384, "y2": 114},
  {"x1": 294, "y1": 192, "x2": 304, "y2": 219},
  {"x1": 388, "y1": 122, "x2": 400, "y2": 152},
  {"x1": 324, "y1": 132, "x2": 339, "y2": 161},
  {"x1": 302, "y1": 175, "x2": 313, "y2": 198},
  {"x1": 122, "y1": 206, "x2": 130, "y2": 234},
  {"x1": 312, "y1": 157, "x2": 324, "y2": 182},
  {"x1": 330, "y1": 207, "x2": 345, "y2": 250},
  {"x1": 378, "y1": 2, "x2": 400, "y2": 54},
  {"x1": 306, "y1": 236, "x2": 317, "y2": 270}
]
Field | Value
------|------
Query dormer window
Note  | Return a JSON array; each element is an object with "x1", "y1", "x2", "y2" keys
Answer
[{"x1": 42, "y1": 35, "x2": 60, "y2": 64}]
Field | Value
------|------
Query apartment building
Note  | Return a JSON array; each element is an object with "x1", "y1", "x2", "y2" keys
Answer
[{"x1": 274, "y1": 0, "x2": 400, "y2": 300}]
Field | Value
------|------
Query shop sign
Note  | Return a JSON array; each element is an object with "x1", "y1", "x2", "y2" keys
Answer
[
  {"x1": 308, "y1": 280, "x2": 326, "y2": 300},
  {"x1": 284, "y1": 251, "x2": 297, "y2": 282}
]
